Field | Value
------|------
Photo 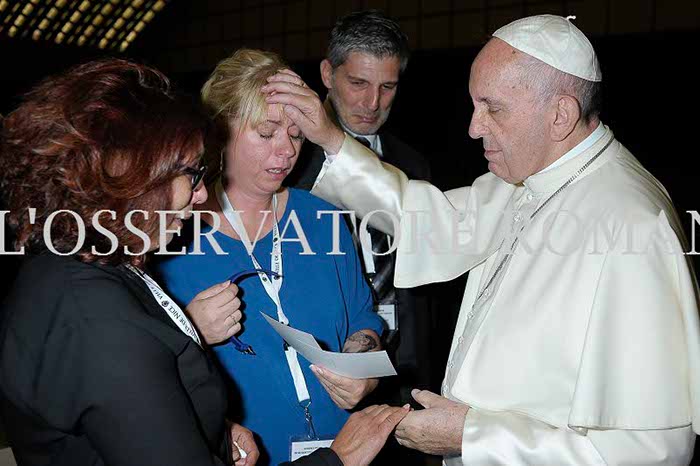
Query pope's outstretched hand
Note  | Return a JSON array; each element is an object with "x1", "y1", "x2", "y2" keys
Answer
[{"x1": 262, "y1": 70, "x2": 345, "y2": 155}]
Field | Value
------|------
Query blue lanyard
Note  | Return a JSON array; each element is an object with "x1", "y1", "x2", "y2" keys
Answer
[{"x1": 227, "y1": 268, "x2": 280, "y2": 355}]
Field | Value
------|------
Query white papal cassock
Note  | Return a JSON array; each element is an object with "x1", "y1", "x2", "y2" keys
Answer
[{"x1": 312, "y1": 124, "x2": 700, "y2": 465}]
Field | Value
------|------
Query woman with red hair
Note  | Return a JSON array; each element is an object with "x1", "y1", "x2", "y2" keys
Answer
[{"x1": 0, "y1": 58, "x2": 255, "y2": 466}]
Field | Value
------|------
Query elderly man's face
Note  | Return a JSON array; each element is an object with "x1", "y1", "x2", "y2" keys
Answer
[
  {"x1": 468, "y1": 39, "x2": 552, "y2": 184},
  {"x1": 321, "y1": 52, "x2": 400, "y2": 135}
]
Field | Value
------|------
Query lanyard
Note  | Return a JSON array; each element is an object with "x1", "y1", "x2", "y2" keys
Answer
[
  {"x1": 359, "y1": 227, "x2": 376, "y2": 274},
  {"x1": 216, "y1": 180, "x2": 316, "y2": 436},
  {"x1": 126, "y1": 265, "x2": 202, "y2": 347}
]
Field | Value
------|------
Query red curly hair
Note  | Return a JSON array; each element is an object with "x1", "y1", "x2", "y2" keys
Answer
[{"x1": 0, "y1": 59, "x2": 208, "y2": 266}]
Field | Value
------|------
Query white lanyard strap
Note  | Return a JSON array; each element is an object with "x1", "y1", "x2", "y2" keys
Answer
[
  {"x1": 126, "y1": 265, "x2": 202, "y2": 347},
  {"x1": 216, "y1": 179, "x2": 310, "y2": 404},
  {"x1": 359, "y1": 227, "x2": 376, "y2": 274}
]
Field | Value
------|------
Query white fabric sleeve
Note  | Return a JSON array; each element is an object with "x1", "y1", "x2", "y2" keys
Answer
[
  {"x1": 587, "y1": 425, "x2": 695, "y2": 465},
  {"x1": 311, "y1": 149, "x2": 338, "y2": 191},
  {"x1": 310, "y1": 133, "x2": 518, "y2": 287},
  {"x1": 311, "y1": 134, "x2": 410, "y2": 235},
  {"x1": 460, "y1": 408, "x2": 695, "y2": 466}
]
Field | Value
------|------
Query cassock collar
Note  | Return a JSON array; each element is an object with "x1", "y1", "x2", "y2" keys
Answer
[{"x1": 523, "y1": 124, "x2": 615, "y2": 195}]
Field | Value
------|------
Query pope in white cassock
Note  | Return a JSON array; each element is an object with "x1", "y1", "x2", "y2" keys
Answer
[{"x1": 264, "y1": 14, "x2": 700, "y2": 465}]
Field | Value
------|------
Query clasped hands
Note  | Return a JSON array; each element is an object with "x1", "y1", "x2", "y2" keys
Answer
[{"x1": 310, "y1": 363, "x2": 469, "y2": 458}]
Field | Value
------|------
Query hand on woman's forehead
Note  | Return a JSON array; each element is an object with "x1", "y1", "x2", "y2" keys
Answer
[
  {"x1": 257, "y1": 103, "x2": 298, "y2": 132},
  {"x1": 266, "y1": 103, "x2": 293, "y2": 126}
]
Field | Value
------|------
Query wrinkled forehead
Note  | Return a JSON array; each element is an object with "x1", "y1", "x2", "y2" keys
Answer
[
  {"x1": 339, "y1": 51, "x2": 401, "y2": 80},
  {"x1": 469, "y1": 39, "x2": 529, "y2": 94}
]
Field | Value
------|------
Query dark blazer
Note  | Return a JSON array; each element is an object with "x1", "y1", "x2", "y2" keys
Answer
[
  {"x1": 0, "y1": 253, "x2": 232, "y2": 466},
  {"x1": 285, "y1": 129, "x2": 435, "y2": 392},
  {"x1": 0, "y1": 254, "x2": 346, "y2": 466}
]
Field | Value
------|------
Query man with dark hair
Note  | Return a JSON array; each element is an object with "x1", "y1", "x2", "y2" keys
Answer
[
  {"x1": 286, "y1": 10, "x2": 433, "y2": 404},
  {"x1": 287, "y1": 9, "x2": 427, "y2": 184}
]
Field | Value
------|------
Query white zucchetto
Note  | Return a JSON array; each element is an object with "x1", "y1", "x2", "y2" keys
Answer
[{"x1": 492, "y1": 14, "x2": 602, "y2": 82}]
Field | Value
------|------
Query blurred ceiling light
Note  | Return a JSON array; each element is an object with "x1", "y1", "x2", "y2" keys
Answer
[{"x1": 0, "y1": 0, "x2": 170, "y2": 51}]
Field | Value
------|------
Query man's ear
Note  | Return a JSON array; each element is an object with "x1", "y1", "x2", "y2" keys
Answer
[
  {"x1": 551, "y1": 95, "x2": 581, "y2": 142},
  {"x1": 320, "y1": 59, "x2": 334, "y2": 90}
]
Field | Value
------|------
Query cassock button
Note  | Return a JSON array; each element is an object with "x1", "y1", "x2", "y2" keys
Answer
[
  {"x1": 526, "y1": 192, "x2": 534, "y2": 202},
  {"x1": 458, "y1": 336, "x2": 464, "y2": 344},
  {"x1": 514, "y1": 212, "x2": 523, "y2": 223},
  {"x1": 483, "y1": 288, "x2": 490, "y2": 298},
  {"x1": 448, "y1": 360, "x2": 455, "y2": 369},
  {"x1": 467, "y1": 312, "x2": 475, "y2": 320}
]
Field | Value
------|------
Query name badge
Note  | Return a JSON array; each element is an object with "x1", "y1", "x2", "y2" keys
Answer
[
  {"x1": 376, "y1": 303, "x2": 397, "y2": 330},
  {"x1": 290, "y1": 437, "x2": 334, "y2": 462}
]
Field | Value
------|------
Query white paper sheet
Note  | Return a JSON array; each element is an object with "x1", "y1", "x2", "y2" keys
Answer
[{"x1": 261, "y1": 313, "x2": 397, "y2": 379}]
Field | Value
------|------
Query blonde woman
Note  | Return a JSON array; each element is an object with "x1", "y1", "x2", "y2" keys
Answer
[{"x1": 156, "y1": 49, "x2": 385, "y2": 466}]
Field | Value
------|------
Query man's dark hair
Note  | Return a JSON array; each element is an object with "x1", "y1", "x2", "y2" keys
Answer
[{"x1": 327, "y1": 10, "x2": 410, "y2": 72}]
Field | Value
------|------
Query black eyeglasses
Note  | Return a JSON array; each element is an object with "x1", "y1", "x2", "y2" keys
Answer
[{"x1": 183, "y1": 164, "x2": 207, "y2": 190}]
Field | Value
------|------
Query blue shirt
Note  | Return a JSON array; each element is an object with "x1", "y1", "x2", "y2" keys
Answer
[{"x1": 155, "y1": 188, "x2": 383, "y2": 466}]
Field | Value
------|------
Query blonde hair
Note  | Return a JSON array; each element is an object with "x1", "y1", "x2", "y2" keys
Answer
[{"x1": 201, "y1": 48, "x2": 288, "y2": 133}]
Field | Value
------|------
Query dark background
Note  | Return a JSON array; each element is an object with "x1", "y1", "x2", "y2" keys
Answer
[{"x1": 1, "y1": 0, "x2": 699, "y2": 462}]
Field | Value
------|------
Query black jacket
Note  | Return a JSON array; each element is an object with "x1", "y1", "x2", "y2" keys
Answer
[
  {"x1": 0, "y1": 253, "x2": 346, "y2": 466},
  {"x1": 0, "y1": 253, "x2": 233, "y2": 466}
]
